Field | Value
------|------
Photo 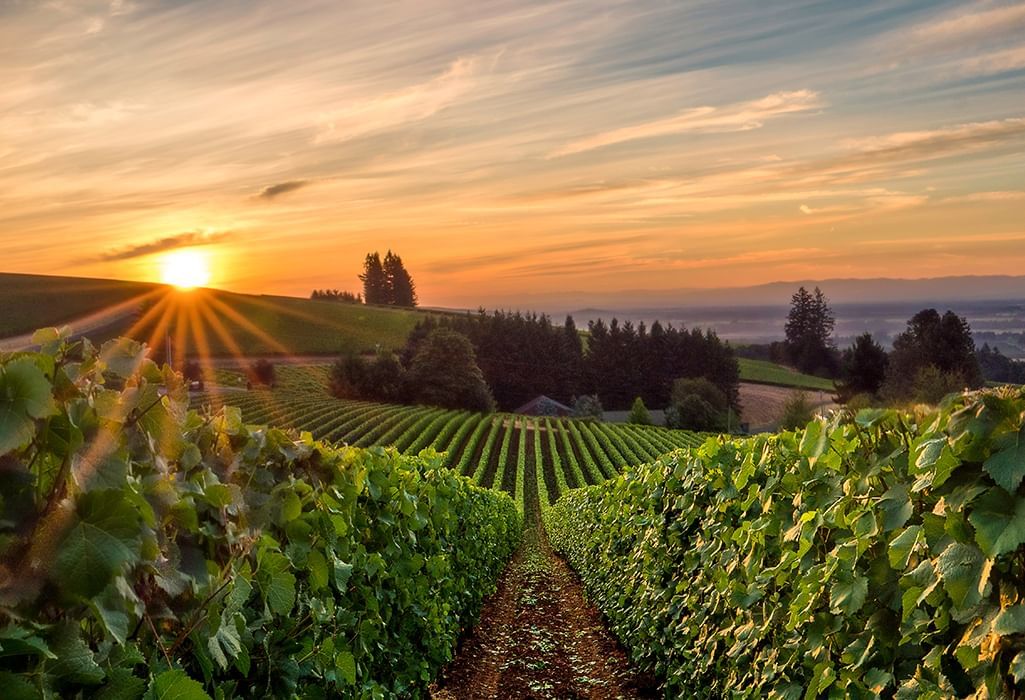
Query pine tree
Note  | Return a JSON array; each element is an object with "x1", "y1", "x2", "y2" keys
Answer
[
  {"x1": 380, "y1": 250, "x2": 417, "y2": 307},
  {"x1": 359, "y1": 252, "x2": 388, "y2": 304},
  {"x1": 784, "y1": 286, "x2": 837, "y2": 376}
]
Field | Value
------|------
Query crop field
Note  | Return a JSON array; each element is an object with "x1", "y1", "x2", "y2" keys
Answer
[{"x1": 194, "y1": 376, "x2": 703, "y2": 512}]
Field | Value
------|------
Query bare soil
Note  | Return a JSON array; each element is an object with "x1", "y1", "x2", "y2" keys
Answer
[{"x1": 432, "y1": 514, "x2": 657, "y2": 700}]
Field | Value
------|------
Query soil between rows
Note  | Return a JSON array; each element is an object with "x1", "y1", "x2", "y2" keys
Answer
[{"x1": 432, "y1": 457, "x2": 657, "y2": 699}]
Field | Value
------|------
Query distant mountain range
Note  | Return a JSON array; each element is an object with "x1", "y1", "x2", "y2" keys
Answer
[{"x1": 486, "y1": 275, "x2": 1025, "y2": 313}]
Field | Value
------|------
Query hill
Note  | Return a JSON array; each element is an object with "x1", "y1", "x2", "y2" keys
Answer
[{"x1": 0, "y1": 272, "x2": 432, "y2": 356}]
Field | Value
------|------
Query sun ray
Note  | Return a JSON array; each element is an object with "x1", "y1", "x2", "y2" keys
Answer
[{"x1": 206, "y1": 295, "x2": 295, "y2": 356}]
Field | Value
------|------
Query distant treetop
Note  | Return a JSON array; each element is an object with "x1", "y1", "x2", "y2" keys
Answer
[{"x1": 360, "y1": 250, "x2": 417, "y2": 307}]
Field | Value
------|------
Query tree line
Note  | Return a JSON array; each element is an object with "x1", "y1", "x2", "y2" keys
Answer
[
  {"x1": 381, "y1": 310, "x2": 739, "y2": 413},
  {"x1": 780, "y1": 286, "x2": 990, "y2": 405},
  {"x1": 310, "y1": 250, "x2": 418, "y2": 308}
]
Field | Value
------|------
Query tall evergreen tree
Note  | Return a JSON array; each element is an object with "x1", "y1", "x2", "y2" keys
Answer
[
  {"x1": 359, "y1": 252, "x2": 388, "y2": 305},
  {"x1": 836, "y1": 332, "x2": 888, "y2": 402},
  {"x1": 382, "y1": 250, "x2": 418, "y2": 307},
  {"x1": 784, "y1": 286, "x2": 838, "y2": 376}
]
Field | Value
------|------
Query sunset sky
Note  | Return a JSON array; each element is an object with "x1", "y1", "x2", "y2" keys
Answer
[{"x1": 2, "y1": 0, "x2": 1024, "y2": 307}]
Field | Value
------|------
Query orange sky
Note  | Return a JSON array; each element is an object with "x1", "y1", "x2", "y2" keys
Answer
[{"x1": 1, "y1": 1, "x2": 1024, "y2": 307}]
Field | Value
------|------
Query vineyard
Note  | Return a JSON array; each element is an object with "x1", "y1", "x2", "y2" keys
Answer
[{"x1": 194, "y1": 365, "x2": 704, "y2": 513}]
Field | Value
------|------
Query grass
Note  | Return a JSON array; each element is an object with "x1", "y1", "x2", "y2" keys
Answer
[
  {"x1": 0, "y1": 273, "x2": 155, "y2": 338},
  {"x1": 738, "y1": 357, "x2": 835, "y2": 391},
  {"x1": 0, "y1": 272, "x2": 439, "y2": 356}
]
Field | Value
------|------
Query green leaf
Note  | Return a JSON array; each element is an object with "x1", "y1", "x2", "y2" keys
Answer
[
  {"x1": 984, "y1": 424, "x2": 1025, "y2": 493},
  {"x1": 93, "y1": 586, "x2": 131, "y2": 645},
  {"x1": 45, "y1": 623, "x2": 104, "y2": 685},
  {"x1": 799, "y1": 420, "x2": 828, "y2": 461},
  {"x1": 335, "y1": 650, "x2": 356, "y2": 685},
  {"x1": 888, "y1": 526, "x2": 923, "y2": 571},
  {"x1": 100, "y1": 338, "x2": 148, "y2": 379},
  {"x1": 93, "y1": 668, "x2": 146, "y2": 700},
  {"x1": 0, "y1": 671, "x2": 39, "y2": 700},
  {"x1": 829, "y1": 575, "x2": 868, "y2": 615},
  {"x1": 54, "y1": 490, "x2": 141, "y2": 598},
  {"x1": 0, "y1": 357, "x2": 55, "y2": 454},
  {"x1": 1011, "y1": 652, "x2": 1025, "y2": 684},
  {"x1": 257, "y1": 551, "x2": 296, "y2": 616},
  {"x1": 993, "y1": 605, "x2": 1025, "y2": 635},
  {"x1": 144, "y1": 670, "x2": 211, "y2": 700},
  {"x1": 879, "y1": 484, "x2": 913, "y2": 532},
  {"x1": 333, "y1": 558, "x2": 353, "y2": 591},
  {"x1": 969, "y1": 487, "x2": 1025, "y2": 557},
  {"x1": 208, "y1": 612, "x2": 243, "y2": 671},
  {"x1": 308, "y1": 550, "x2": 329, "y2": 590},
  {"x1": 936, "y1": 542, "x2": 990, "y2": 609}
]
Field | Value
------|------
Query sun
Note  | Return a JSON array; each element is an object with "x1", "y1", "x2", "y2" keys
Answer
[{"x1": 160, "y1": 249, "x2": 211, "y2": 289}]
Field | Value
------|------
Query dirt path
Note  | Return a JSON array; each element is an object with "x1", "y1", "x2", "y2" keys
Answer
[{"x1": 433, "y1": 464, "x2": 656, "y2": 698}]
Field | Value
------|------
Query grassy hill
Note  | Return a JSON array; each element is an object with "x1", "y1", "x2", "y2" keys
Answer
[
  {"x1": 737, "y1": 357, "x2": 834, "y2": 390},
  {"x1": 0, "y1": 272, "x2": 432, "y2": 356}
]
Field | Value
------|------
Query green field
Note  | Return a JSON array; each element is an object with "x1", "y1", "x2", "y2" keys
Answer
[
  {"x1": 738, "y1": 357, "x2": 835, "y2": 390},
  {"x1": 0, "y1": 272, "x2": 155, "y2": 338},
  {"x1": 194, "y1": 366, "x2": 703, "y2": 511},
  {"x1": 0, "y1": 272, "x2": 433, "y2": 355}
]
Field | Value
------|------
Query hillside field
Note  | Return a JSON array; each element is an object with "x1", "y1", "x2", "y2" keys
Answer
[
  {"x1": 0, "y1": 272, "x2": 432, "y2": 355},
  {"x1": 737, "y1": 357, "x2": 834, "y2": 390}
]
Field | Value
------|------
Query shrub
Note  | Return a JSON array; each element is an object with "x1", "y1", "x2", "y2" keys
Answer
[
  {"x1": 0, "y1": 332, "x2": 520, "y2": 697},
  {"x1": 571, "y1": 394, "x2": 603, "y2": 421},
  {"x1": 247, "y1": 358, "x2": 275, "y2": 387},
  {"x1": 547, "y1": 387, "x2": 1025, "y2": 697},
  {"x1": 329, "y1": 352, "x2": 407, "y2": 402},
  {"x1": 779, "y1": 390, "x2": 815, "y2": 429},
  {"x1": 627, "y1": 396, "x2": 652, "y2": 425}
]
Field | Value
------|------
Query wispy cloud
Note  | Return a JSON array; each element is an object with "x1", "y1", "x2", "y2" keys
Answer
[
  {"x1": 314, "y1": 58, "x2": 478, "y2": 144},
  {"x1": 97, "y1": 230, "x2": 230, "y2": 261},
  {"x1": 551, "y1": 90, "x2": 822, "y2": 157},
  {"x1": 910, "y1": 2, "x2": 1025, "y2": 48},
  {"x1": 256, "y1": 180, "x2": 311, "y2": 200}
]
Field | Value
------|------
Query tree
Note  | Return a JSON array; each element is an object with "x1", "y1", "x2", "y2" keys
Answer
[
  {"x1": 836, "y1": 332, "x2": 888, "y2": 402},
  {"x1": 407, "y1": 329, "x2": 494, "y2": 411},
  {"x1": 883, "y1": 308, "x2": 982, "y2": 401},
  {"x1": 359, "y1": 253, "x2": 388, "y2": 305},
  {"x1": 627, "y1": 397, "x2": 652, "y2": 425},
  {"x1": 383, "y1": 250, "x2": 418, "y2": 308},
  {"x1": 571, "y1": 394, "x2": 603, "y2": 421},
  {"x1": 784, "y1": 286, "x2": 838, "y2": 376},
  {"x1": 664, "y1": 377, "x2": 730, "y2": 431},
  {"x1": 977, "y1": 344, "x2": 1025, "y2": 384}
]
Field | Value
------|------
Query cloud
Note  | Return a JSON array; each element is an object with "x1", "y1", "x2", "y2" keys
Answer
[
  {"x1": 551, "y1": 90, "x2": 822, "y2": 157},
  {"x1": 256, "y1": 179, "x2": 311, "y2": 200},
  {"x1": 911, "y1": 2, "x2": 1025, "y2": 48},
  {"x1": 314, "y1": 58, "x2": 478, "y2": 144},
  {"x1": 98, "y1": 230, "x2": 230, "y2": 261},
  {"x1": 425, "y1": 234, "x2": 650, "y2": 274},
  {"x1": 799, "y1": 204, "x2": 815, "y2": 215}
]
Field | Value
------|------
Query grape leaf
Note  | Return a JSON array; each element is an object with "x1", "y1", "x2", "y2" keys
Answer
[
  {"x1": 54, "y1": 490, "x2": 141, "y2": 598},
  {"x1": 983, "y1": 424, "x2": 1025, "y2": 493},
  {"x1": 969, "y1": 487, "x2": 1025, "y2": 557},
  {"x1": 0, "y1": 357, "x2": 55, "y2": 454},
  {"x1": 936, "y1": 542, "x2": 990, "y2": 609},
  {"x1": 143, "y1": 670, "x2": 210, "y2": 700}
]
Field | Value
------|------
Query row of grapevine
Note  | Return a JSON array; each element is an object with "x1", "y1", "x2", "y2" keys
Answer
[
  {"x1": 1, "y1": 337, "x2": 520, "y2": 698},
  {"x1": 193, "y1": 388, "x2": 705, "y2": 506},
  {"x1": 546, "y1": 389, "x2": 1025, "y2": 697}
]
